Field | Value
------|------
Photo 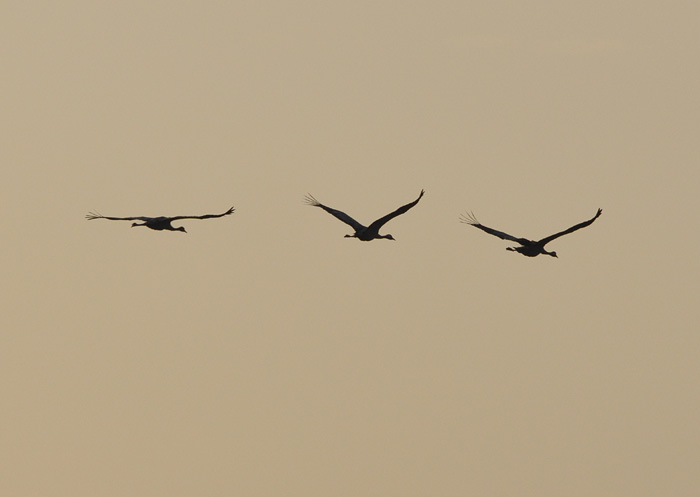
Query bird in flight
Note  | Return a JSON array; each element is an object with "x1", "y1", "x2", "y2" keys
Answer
[
  {"x1": 460, "y1": 208, "x2": 602, "y2": 257},
  {"x1": 85, "y1": 206, "x2": 235, "y2": 233},
  {"x1": 305, "y1": 190, "x2": 424, "y2": 241}
]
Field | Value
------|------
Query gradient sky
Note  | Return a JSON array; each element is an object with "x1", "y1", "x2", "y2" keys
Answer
[{"x1": 3, "y1": 1, "x2": 699, "y2": 496}]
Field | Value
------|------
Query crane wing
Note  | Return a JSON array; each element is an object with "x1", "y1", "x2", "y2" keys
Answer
[
  {"x1": 169, "y1": 206, "x2": 235, "y2": 221},
  {"x1": 304, "y1": 194, "x2": 365, "y2": 232},
  {"x1": 537, "y1": 208, "x2": 602, "y2": 246},
  {"x1": 85, "y1": 212, "x2": 151, "y2": 222},
  {"x1": 366, "y1": 190, "x2": 424, "y2": 232},
  {"x1": 460, "y1": 212, "x2": 527, "y2": 244}
]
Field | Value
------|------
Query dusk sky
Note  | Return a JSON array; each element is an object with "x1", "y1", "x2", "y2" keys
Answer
[{"x1": 3, "y1": 1, "x2": 698, "y2": 495}]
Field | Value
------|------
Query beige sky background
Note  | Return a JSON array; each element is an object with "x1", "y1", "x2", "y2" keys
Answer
[{"x1": 2, "y1": 1, "x2": 699, "y2": 495}]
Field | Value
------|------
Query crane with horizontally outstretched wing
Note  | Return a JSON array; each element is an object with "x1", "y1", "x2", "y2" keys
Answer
[{"x1": 86, "y1": 206, "x2": 235, "y2": 233}]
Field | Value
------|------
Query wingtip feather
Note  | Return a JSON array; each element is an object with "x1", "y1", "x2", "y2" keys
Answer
[
  {"x1": 459, "y1": 211, "x2": 479, "y2": 225},
  {"x1": 304, "y1": 194, "x2": 320, "y2": 206}
]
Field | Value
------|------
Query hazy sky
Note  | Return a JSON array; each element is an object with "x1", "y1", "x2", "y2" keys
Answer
[{"x1": 2, "y1": 1, "x2": 699, "y2": 496}]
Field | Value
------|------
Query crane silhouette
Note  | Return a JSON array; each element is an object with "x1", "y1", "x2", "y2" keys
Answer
[
  {"x1": 305, "y1": 190, "x2": 424, "y2": 241},
  {"x1": 460, "y1": 208, "x2": 602, "y2": 257},
  {"x1": 86, "y1": 206, "x2": 235, "y2": 233}
]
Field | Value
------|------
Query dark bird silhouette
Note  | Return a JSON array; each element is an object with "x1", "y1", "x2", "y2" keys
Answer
[
  {"x1": 460, "y1": 208, "x2": 602, "y2": 257},
  {"x1": 85, "y1": 206, "x2": 235, "y2": 233},
  {"x1": 305, "y1": 190, "x2": 424, "y2": 241}
]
